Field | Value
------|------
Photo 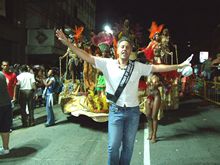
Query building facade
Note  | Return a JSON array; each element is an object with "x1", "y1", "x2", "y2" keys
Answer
[{"x1": 0, "y1": 0, "x2": 96, "y2": 66}]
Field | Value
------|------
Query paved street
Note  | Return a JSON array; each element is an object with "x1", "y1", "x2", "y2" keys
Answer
[{"x1": 0, "y1": 97, "x2": 219, "y2": 165}]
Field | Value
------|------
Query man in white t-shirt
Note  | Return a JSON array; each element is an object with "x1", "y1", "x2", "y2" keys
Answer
[
  {"x1": 17, "y1": 65, "x2": 36, "y2": 127},
  {"x1": 56, "y1": 29, "x2": 190, "y2": 165}
]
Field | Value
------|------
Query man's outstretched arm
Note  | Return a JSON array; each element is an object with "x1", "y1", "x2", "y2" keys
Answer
[{"x1": 56, "y1": 29, "x2": 95, "y2": 65}]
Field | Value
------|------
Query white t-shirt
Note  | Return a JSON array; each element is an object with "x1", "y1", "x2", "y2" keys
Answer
[
  {"x1": 95, "y1": 57, "x2": 152, "y2": 107},
  {"x1": 17, "y1": 72, "x2": 36, "y2": 90}
]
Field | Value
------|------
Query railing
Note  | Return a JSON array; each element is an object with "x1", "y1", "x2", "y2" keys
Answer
[{"x1": 194, "y1": 78, "x2": 220, "y2": 105}]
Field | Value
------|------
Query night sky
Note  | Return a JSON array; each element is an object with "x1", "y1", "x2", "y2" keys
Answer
[{"x1": 95, "y1": 0, "x2": 220, "y2": 59}]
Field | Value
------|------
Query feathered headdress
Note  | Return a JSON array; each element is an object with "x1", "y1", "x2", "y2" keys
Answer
[
  {"x1": 148, "y1": 21, "x2": 164, "y2": 39},
  {"x1": 113, "y1": 38, "x2": 118, "y2": 59},
  {"x1": 91, "y1": 31, "x2": 114, "y2": 53},
  {"x1": 73, "y1": 26, "x2": 84, "y2": 44}
]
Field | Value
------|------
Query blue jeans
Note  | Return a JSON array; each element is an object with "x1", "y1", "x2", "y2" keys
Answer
[
  {"x1": 108, "y1": 103, "x2": 140, "y2": 165},
  {"x1": 45, "y1": 94, "x2": 55, "y2": 125}
]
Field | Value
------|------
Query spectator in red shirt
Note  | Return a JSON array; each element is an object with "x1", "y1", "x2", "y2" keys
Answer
[{"x1": 1, "y1": 61, "x2": 17, "y2": 102}]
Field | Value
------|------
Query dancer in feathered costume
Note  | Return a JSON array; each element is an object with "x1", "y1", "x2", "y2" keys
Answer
[
  {"x1": 138, "y1": 21, "x2": 163, "y2": 92},
  {"x1": 160, "y1": 28, "x2": 174, "y2": 64},
  {"x1": 138, "y1": 21, "x2": 164, "y2": 64},
  {"x1": 139, "y1": 21, "x2": 164, "y2": 143},
  {"x1": 81, "y1": 31, "x2": 114, "y2": 112},
  {"x1": 91, "y1": 31, "x2": 114, "y2": 96},
  {"x1": 83, "y1": 45, "x2": 98, "y2": 91},
  {"x1": 60, "y1": 26, "x2": 84, "y2": 83},
  {"x1": 91, "y1": 31, "x2": 114, "y2": 55},
  {"x1": 112, "y1": 19, "x2": 141, "y2": 60},
  {"x1": 145, "y1": 74, "x2": 162, "y2": 143}
]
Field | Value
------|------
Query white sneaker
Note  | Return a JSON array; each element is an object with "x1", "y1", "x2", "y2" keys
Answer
[{"x1": 0, "y1": 147, "x2": 10, "y2": 155}]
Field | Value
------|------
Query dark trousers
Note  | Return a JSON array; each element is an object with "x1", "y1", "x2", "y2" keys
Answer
[{"x1": 19, "y1": 90, "x2": 35, "y2": 126}]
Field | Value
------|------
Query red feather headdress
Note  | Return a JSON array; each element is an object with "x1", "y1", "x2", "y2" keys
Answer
[
  {"x1": 73, "y1": 26, "x2": 84, "y2": 44},
  {"x1": 149, "y1": 21, "x2": 164, "y2": 39}
]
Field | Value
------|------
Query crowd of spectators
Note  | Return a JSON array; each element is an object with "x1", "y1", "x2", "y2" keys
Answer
[{"x1": 0, "y1": 61, "x2": 62, "y2": 128}]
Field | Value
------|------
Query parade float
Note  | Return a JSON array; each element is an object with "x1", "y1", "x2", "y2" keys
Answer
[
  {"x1": 59, "y1": 29, "x2": 113, "y2": 122},
  {"x1": 59, "y1": 80, "x2": 109, "y2": 122},
  {"x1": 58, "y1": 21, "x2": 183, "y2": 122}
]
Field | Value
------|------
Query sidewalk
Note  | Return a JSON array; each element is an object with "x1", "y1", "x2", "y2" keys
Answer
[{"x1": 0, "y1": 104, "x2": 110, "y2": 165}]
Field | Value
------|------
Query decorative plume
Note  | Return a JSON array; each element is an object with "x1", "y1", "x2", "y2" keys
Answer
[
  {"x1": 149, "y1": 21, "x2": 164, "y2": 39},
  {"x1": 73, "y1": 26, "x2": 84, "y2": 43},
  {"x1": 91, "y1": 31, "x2": 114, "y2": 52},
  {"x1": 91, "y1": 31, "x2": 113, "y2": 46},
  {"x1": 113, "y1": 38, "x2": 118, "y2": 59}
]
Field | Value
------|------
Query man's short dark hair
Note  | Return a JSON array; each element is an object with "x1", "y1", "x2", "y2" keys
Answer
[
  {"x1": 20, "y1": 65, "x2": 29, "y2": 72},
  {"x1": 117, "y1": 37, "x2": 133, "y2": 47}
]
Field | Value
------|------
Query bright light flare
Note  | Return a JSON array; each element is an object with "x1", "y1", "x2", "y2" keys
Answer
[{"x1": 104, "y1": 25, "x2": 113, "y2": 34}]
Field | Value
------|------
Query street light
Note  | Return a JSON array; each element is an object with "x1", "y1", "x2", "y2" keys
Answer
[{"x1": 104, "y1": 24, "x2": 113, "y2": 34}]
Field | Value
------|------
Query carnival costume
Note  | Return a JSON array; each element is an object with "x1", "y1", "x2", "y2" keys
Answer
[{"x1": 142, "y1": 21, "x2": 164, "y2": 64}]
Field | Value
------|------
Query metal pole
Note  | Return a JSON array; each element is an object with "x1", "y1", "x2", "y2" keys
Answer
[
  {"x1": 59, "y1": 58, "x2": 62, "y2": 81},
  {"x1": 174, "y1": 44, "x2": 178, "y2": 64}
]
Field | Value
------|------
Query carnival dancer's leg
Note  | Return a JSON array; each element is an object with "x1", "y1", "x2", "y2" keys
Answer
[
  {"x1": 108, "y1": 104, "x2": 124, "y2": 165},
  {"x1": 120, "y1": 106, "x2": 140, "y2": 165},
  {"x1": 151, "y1": 93, "x2": 161, "y2": 143},
  {"x1": 146, "y1": 100, "x2": 153, "y2": 140},
  {"x1": 147, "y1": 118, "x2": 153, "y2": 140},
  {"x1": 69, "y1": 59, "x2": 75, "y2": 83}
]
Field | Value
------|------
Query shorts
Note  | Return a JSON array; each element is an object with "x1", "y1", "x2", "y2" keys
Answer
[{"x1": 0, "y1": 104, "x2": 12, "y2": 132}]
